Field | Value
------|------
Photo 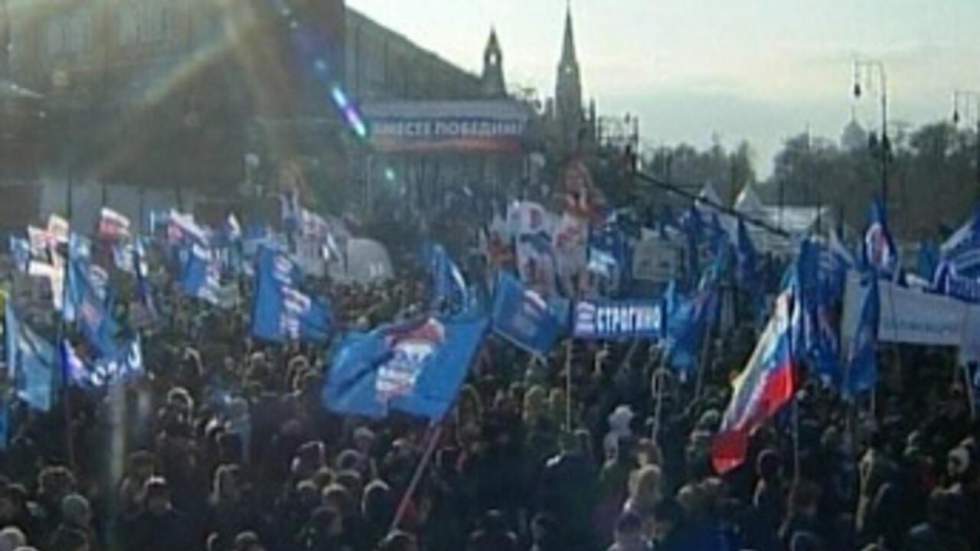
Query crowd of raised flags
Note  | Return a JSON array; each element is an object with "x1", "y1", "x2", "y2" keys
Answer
[
  {"x1": 5, "y1": 183, "x2": 980, "y2": 473},
  {"x1": 3, "y1": 200, "x2": 350, "y2": 422},
  {"x1": 468, "y1": 190, "x2": 980, "y2": 472}
]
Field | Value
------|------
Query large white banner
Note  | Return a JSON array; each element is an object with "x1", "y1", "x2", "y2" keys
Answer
[{"x1": 842, "y1": 272, "x2": 969, "y2": 347}]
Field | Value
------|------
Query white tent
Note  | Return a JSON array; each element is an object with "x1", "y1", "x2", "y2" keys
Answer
[
  {"x1": 695, "y1": 183, "x2": 723, "y2": 213},
  {"x1": 733, "y1": 184, "x2": 829, "y2": 256},
  {"x1": 734, "y1": 185, "x2": 765, "y2": 217}
]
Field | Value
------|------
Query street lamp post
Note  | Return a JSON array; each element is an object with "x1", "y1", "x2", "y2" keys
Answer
[
  {"x1": 853, "y1": 59, "x2": 889, "y2": 206},
  {"x1": 952, "y1": 90, "x2": 980, "y2": 197}
]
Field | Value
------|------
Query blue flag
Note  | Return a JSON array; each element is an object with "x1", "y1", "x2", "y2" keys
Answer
[
  {"x1": 708, "y1": 213, "x2": 729, "y2": 250},
  {"x1": 427, "y1": 243, "x2": 469, "y2": 311},
  {"x1": 491, "y1": 273, "x2": 565, "y2": 355},
  {"x1": 736, "y1": 219, "x2": 758, "y2": 285},
  {"x1": 62, "y1": 337, "x2": 143, "y2": 388},
  {"x1": 846, "y1": 274, "x2": 879, "y2": 397},
  {"x1": 682, "y1": 207, "x2": 704, "y2": 286},
  {"x1": 65, "y1": 258, "x2": 121, "y2": 357},
  {"x1": 700, "y1": 231, "x2": 731, "y2": 291},
  {"x1": 588, "y1": 220, "x2": 630, "y2": 285},
  {"x1": 251, "y1": 248, "x2": 332, "y2": 343},
  {"x1": 942, "y1": 210, "x2": 980, "y2": 279},
  {"x1": 863, "y1": 198, "x2": 898, "y2": 276},
  {"x1": 69, "y1": 233, "x2": 92, "y2": 261},
  {"x1": 790, "y1": 239, "x2": 841, "y2": 383},
  {"x1": 131, "y1": 239, "x2": 157, "y2": 319},
  {"x1": 180, "y1": 244, "x2": 237, "y2": 308},
  {"x1": 5, "y1": 304, "x2": 57, "y2": 412},
  {"x1": 933, "y1": 262, "x2": 980, "y2": 303},
  {"x1": 664, "y1": 282, "x2": 717, "y2": 379},
  {"x1": 323, "y1": 314, "x2": 488, "y2": 420},
  {"x1": 942, "y1": 207, "x2": 980, "y2": 254},
  {"x1": 0, "y1": 399, "x2": 7, "y2": 451}
]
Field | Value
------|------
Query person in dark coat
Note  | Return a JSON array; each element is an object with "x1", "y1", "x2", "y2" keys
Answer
[
  {"x1": 779, "y1": 481, "x2": 828, "y2": 549},
  {"x1": 649, "y1": 497, "x2": 688, "y2": 551},
  {"x1": 0, "y1": 484, "x2": 41, "y2": 543},
  {"x1": 206, "y1": 464, "x2": 262, "y2": 551},
  {"x1": 46, "y1": 526, "x2": 89, "y2": 551},
  {"x1": 123, "y1": 478, "x2": 193, "y2": 551},
  {"x1": 537, "y1": 431, "x2": 598, "y2": 550},
  {"x1": 595, "y1": 437, "x2": 636, "y2": 547},
  {"x1": 904, "y1": 489, "x2": 970, "y2": 551},
  {"x1": 47, "y1": 494, "x2": 96, "y2": 551},
  {"x1": 607, "y1": 511, "x2": 652, "y2": 551},
  {"x1": 466, "y1": 509, "x2": 518, "y2": 551}
]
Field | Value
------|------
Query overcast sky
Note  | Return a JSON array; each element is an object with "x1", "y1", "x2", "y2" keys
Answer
[{"x1": 347, "y1": 0, "x2": 980, "y2": 177}]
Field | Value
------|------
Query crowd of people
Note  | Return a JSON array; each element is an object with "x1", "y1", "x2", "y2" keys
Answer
[{"x1": 0, "y1": 219, "x2": 978, "y2": 551}]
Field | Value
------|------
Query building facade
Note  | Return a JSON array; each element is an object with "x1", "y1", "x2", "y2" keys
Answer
[
  {"x1": 1, "y1": 0, "x2": 349, "y2": 226},
  {"x1": 0, "y1": 1, "x2": 600, "y2": 230},
  {"x1": 345, "y1": 8, "x2": 481, "y2": 103},
  {"x1": 0, "y1": 0, "x2": 499, "y2": 228}
]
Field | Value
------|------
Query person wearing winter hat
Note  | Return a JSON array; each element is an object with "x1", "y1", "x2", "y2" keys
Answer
[
  {"x1": 46, "y1": 494, "x2": 93, "y2": 551},
  {"x1": 353, "y1": 426, "x2": 376, "y2": 455},
  {"x1": 608, "y1": 511, "x2": 651, "y2": 551},
  {"x1": 604, "y1": 405, "x2": 635, "y2": 460},
  {"x1": 946, "y1": 447, "x2": 971, "y2": 491},
  {"x1": 904, "y1": 489, "x2": 970, "y2": 551},
  {"x1": 0, "y1": 527, "x2": 26, "y2": 551},
  {"x1": 124, "y1": 478, "x2": 192, "y2": 551}
]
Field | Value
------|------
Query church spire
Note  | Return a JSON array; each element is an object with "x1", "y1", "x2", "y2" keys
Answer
[
  {"x1": 555, "y1": 2, "x2": 584, "y2": 155},
  {"x1": 560, "y1": 2, "x2": 577, "y2": 67},
  {"x1": 481, "y1": 27, "x2": 506, "y2": 98}
]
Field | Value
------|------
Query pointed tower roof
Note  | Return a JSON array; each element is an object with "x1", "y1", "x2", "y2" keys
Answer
[
  {"x1": 481, "y1": 26, "x2": 506, "y2": 98},
  {"x1": 560, "y1": 2, "x2": 578, "y2": 66},
  {"x1": 486, "y1": 26, "x2": 500, "y2": 52}
]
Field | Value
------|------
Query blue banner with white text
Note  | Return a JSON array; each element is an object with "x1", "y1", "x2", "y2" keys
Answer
[{"x1": 572, "y1": 299, "x2": 663, "y2": 340}]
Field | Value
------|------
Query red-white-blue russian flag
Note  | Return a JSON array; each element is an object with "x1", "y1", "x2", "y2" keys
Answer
[{"x1": 712, "y1": 289, "x2": 797, "y2": 474}]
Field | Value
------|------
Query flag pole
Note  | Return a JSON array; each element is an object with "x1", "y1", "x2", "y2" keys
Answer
[
  {"x1": 564, "y1": 338, "x2": 573, "y2": 431},
  {"x1": 792, "y1": 393, "x2": 801, "y2": 485},
  {"x1": 869, "y1": 387, "x2": 877, "y2": 419},
  {"x1": 694, "y1": 314, "x2": 713, "y2": 402},
  {"x1": 651, "y1": 350, "x2": 668, "y2": 442},
  {"x1": 962, "y1": 363, "x2": 976, "y2": 421},
  {"x1": 58, "y1": 252, "x2": 76, "y2": 471},
  {"x1": 388, "y1": 423, "x2": 442, "y2": 534}
]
